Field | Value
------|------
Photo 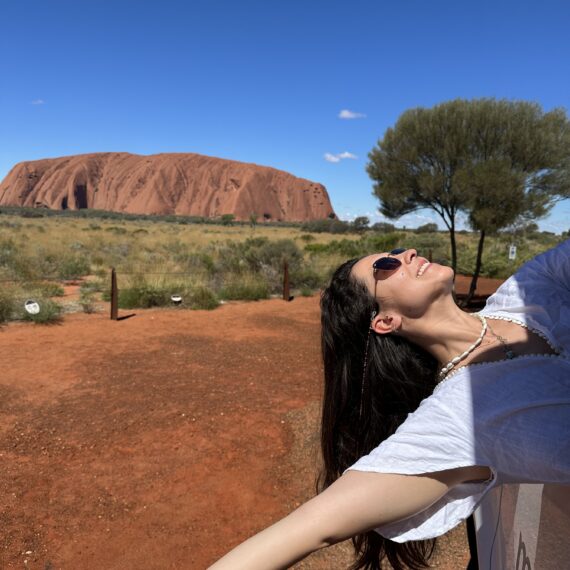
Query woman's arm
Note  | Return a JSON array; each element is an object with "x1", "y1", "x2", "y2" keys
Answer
[{"x1": 207, "y1": 465, "x2": 490, "y2": 570}]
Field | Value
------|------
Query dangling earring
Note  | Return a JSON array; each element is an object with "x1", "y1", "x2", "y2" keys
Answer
[{"x1": 360, "y1": 310, "x2": 377, "y2": 421}]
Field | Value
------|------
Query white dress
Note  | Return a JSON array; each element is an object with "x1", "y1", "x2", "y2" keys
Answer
[{"x1": 345, "y1": 239, "x2": 570, "y2": 543}]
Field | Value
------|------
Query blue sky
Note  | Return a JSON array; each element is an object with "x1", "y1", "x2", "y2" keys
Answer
[{"x1": 1, "y1": 0, "x2": 569, "y2": 232}]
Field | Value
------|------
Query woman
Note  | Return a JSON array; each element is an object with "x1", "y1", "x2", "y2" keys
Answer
[{"x1": 209, "y1": 241, "x2": 570, "y2": 570}]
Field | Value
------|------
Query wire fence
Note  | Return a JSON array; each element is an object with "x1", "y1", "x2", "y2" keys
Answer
[{"x1": 0, "y1": 261, "x2": 293, "y2": 320}]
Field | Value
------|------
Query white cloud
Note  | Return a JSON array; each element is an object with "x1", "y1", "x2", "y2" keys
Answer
[
  {"x1": 31, "y1": 99, "x2": 45, "y2": 105},
  {"x1": 339, "y1": 109, "x2": 366, "y2": 119},
  {"x1": 324, "y1": 151, "x2": 358, "y2": 163}
]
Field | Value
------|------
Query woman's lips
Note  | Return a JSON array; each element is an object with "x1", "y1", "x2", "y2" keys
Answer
[{"x1": 416, "y1": 261, "x2": 431, "y2": 277}]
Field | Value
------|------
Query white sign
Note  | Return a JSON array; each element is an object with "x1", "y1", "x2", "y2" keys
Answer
[
  {"x1": 24, "y1": 299, "x2": 40, "y2": 315},
  {"x1": 509, "y1": 245, "x2": 517, "y2": 261}
]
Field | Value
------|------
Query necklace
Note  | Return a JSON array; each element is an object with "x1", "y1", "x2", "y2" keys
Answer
[
  {"x1": 487, "y1": 320, "x2": 516, "y2": 359},
  {"x1": 438, "y1": 314, "x2": 487, "y2": 381}
]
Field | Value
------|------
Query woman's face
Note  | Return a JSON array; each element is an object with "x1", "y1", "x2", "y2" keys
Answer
[{"x1": 350, "y1": 248, "x2": 454, "y2": 320}]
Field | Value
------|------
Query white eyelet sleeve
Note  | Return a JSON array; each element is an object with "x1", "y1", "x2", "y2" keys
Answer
[{"x1": 344, "y1": 356, "x2": 570, "y2": 542}]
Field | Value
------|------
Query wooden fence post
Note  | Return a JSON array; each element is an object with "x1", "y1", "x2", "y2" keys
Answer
[
  {"x1": 110, "y1": 267, "x2": 118, "y2": 320},
  {"x1": 282, "y1": 260, "x2": 290, "y2": 301}
]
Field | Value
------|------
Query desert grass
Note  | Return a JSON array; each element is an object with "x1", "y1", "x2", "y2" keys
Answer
[{"x1": 0, "y1": 211, "x2": 564, "y2": 323}]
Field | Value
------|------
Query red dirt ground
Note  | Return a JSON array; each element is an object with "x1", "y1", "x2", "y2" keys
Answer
[{"x1": 0, "y1": 276, "x2": 504, "y2": 569}]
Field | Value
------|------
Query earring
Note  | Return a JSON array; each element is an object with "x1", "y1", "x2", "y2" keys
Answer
[{"x1": 369, "y1": 310, "x2": 377, "y2": 330}]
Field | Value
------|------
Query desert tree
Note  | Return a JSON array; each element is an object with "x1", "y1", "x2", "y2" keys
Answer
[
  {"x1": 455, "y1": 100, "x2": 570, "y2": 301},
  {"x1": 368, "y1": 99, "x2": 570, "y2": 288},
  {"x1": 352, "y1": 216, "x2": 370, "y2": 233},
  {"x1": 367, "y1": 99, "x2": 471, "y2": 272}
]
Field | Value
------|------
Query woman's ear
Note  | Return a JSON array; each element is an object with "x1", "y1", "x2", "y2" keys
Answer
[{"x1": 371, "y1": 313, "x2": 402, "y2": 335}]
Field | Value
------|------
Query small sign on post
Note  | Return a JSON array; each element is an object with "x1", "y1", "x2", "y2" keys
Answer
[{"x1": 509, "y1": 244, "x2": 517, "y2": 261}]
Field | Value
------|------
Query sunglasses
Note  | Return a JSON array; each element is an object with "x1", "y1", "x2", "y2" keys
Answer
[{"x1": 372, "y1": 248, "x2": 408, "y2": 279}]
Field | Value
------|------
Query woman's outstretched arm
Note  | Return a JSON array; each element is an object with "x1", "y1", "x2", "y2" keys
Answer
[{"x1": 207, "y1": 465, "x2": 490, "y2": 570}]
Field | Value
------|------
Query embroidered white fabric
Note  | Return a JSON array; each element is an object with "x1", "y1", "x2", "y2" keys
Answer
[{"x1": 344, "y1": 239, "x2": 570, "y2": 543}]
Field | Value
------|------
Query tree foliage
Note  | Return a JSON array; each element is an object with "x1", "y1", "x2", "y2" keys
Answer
[
  {"x1": 414, "y1": 223, "x2": 439, "y2": 234},
  {"x1": 368, "y1": 98, "x2": 570, "y2": 292},
  {"x1": 352, "y1": 216, "x2": 370, "y2": 232}
]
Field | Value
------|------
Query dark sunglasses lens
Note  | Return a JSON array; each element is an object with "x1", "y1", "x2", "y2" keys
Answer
[
  {"x1": 373, "y1": 257, "x2": 401, "y2": 271},
  {"x1": 390, "y1": 247, "x2": 407, "y2": 255}
]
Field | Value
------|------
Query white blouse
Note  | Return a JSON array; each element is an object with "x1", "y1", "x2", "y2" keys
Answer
[{"x1": 345, "y1": 239, "x2": 570, "y2": 543}]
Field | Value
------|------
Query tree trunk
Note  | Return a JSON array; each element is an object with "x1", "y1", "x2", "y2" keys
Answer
[
  {"x1": 449, "y1": 223, "x2": 457, "y2": 277},
  {"x1": 464, "y1": 229, "x2": 486, "y2": 307}
]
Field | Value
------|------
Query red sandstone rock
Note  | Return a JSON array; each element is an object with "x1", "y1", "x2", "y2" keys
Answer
[{"x1": 0, "y1": 152, "x2": 336, "y2": 221}]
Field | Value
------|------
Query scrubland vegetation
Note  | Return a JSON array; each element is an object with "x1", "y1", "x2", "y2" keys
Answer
[{"x1": 0, "y1": 206, "x2": 564, "y2": 324}]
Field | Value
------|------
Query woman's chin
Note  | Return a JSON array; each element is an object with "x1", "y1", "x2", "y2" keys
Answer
[{"x1": 434, "y1": 264, "x2": 455, "y2": 293}]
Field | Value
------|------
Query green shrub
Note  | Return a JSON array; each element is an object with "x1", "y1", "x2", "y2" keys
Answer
[
  {"x1": 290, "y1": 267, "x2": 325, "y2": 290},
  {"x1": 32, "y1": 281, "x2": 65, "y2": 297},
  {"x1": 214, "y1": 238, "x2": 303, "y2": 276},
  {"x1": 219, "y1": 275, "x2": 269, "y2": 301},
  {"x1": 0, "y1": 286, "x2": 17, "y2": 323},
  {"x1": 362, "y1": 233, "x2": 404, "y2": 254},
  {"x1": 105, "y1": 280, "x2": 219, "y2": 310},
  {"x1": 175, "y1": 252, "x2": 215, "y2": 273},
  {"x1": 299, "y1": 233, "x2": 315, "y2": 242},
  {"x1": 58, "y1": 255, "x2": 91, "y2": 280},
  {"x1": 255, "y1": 239, "x2": 303, "y2": 270},
  {"x1": 34, "y1": 252, "x2": 61, "y2": 278},
  {"x1": 116, "y1": 285, "x2": 169, "y2": 309},
  {"x1": 220, "y1": 214, "x2": 235, "y2": 226},
  {"x1": 299, "y1": 286, "x2": 315, "y2": 297},
  {"x1": 0, "y1": 238, "x2": 17, "y2": 263},
  {"x1": 79, "y1": 289, "x2": 97, "y2": 314},
  {"x1": 187, "y1": 286, "x2": 219, "y2": 310}
]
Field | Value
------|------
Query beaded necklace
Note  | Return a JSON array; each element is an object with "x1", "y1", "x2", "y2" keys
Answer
[{"x1": 437, "y1": 314, "x2": 487, "y2": 380}]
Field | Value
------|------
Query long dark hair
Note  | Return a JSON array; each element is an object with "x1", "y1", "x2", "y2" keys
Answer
[{"x1": 317, "y1": 257, "x2": 440, "y2": 570}]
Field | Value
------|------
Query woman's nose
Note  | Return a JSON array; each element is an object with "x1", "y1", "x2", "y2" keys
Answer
[{"x1": 403, "y1": 249, "x2": 417, "y2": 264}]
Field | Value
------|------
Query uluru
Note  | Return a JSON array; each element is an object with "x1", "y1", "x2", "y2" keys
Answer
[{"x1": 0, "y1": 152, "x2": 336, "y2": 222}]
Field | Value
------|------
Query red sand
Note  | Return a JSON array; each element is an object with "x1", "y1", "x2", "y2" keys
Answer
[{"x1": 0, "y1": 276, "x2": 503, "y2": 569}]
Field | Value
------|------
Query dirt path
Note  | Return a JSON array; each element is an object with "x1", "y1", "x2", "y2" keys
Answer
[{"x1": 0, "y1": 277, "x2": 504, "y2": 569}]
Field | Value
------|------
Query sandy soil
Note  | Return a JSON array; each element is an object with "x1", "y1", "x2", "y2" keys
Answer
[{"x1": 0, "y1": 276, "x2": 503, "y2": 569}]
